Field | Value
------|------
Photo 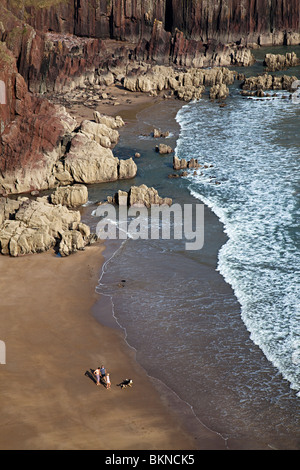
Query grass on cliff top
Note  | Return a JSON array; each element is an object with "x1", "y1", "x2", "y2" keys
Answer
[{"x1": 9, "y1": 0, "x2": 69, "y2": 9}]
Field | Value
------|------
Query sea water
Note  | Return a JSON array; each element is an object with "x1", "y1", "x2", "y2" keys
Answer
[
  {"x1": 84, "y1": 49, "x2": 300, "y2": 449},
  {"x1": 178, "y1": 90, "x2": 300, "y2": 395}
]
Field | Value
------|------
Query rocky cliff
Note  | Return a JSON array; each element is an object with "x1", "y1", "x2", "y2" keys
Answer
[
  {"x1": 1, "y1": 0, "x2": 299, "y2": 198},
  {"x1": 168, "y1": 0, "x2": 300, "y2": 45},
  {"x1": 1, "y1": 0, "x2": 298, "y2": 94},
  {"x1": 6, "y1": 0, "x2": 299, "y2": 46}
]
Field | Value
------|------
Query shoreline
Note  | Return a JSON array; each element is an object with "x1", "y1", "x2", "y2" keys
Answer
[{"x1": 0, "y1": 91, "x2": 228, "y2": 450}]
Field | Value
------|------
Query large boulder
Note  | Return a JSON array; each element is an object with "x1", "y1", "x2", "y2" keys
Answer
[
  {"x1": 50, "y1": 185, "x2": 89, "y2": 208},
  {"x1": 209, "y1": 83, "x2": 229, "y2": 100},
  {"x1": 63, "y1": 132, "x2": 137, "y2": 185},
  {"x1": 118, "y1": 159, "x2": 137, "y2": 180},
  {"x1": 64, "y1": 133, "x2": 120, "y2": 184},
  {"x1": 128, "y1": 185, "x2": 172, "y2": 208},
  {"x1": 80, "y1": 120, "x2": 120, "y2": 148},
  {"x1": 0, "y1": 196, "x2": 93, "y2": 257}
]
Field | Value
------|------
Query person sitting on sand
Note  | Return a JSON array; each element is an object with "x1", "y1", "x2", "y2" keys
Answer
[
  {"x1": 106, "y1": 373, "x2": 111, "y2": 390},
  {"x1": 94, "y1": 367, "x2": 101, "y2": 386}
]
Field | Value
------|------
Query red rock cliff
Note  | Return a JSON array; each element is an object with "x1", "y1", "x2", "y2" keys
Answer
[{"x1": 7, "y1": 0, "x2": 299, "y2": 45}]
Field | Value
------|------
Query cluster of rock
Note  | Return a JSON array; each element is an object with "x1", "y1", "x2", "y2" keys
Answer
[
  {"x1": 264, "y1": 53, "x2": 300, "y2": 72},
  {"x1": 152, "y1": 128, "x2": 170, "y2": 138},
  {"x1": 173, "y1": 156, "x2": 202, "y2": 171},
  {"x1": 169, "y1": 156, "x2": 221, "y2": 184},
  {"x1": 156, "y1": 144, "x2": 173, "y2": 155},
  {"x1": 0, "y1": 185, "x2": 96, "y2": 257},
  {"x1": 1, "y1": 109, "x2": 137, "y2": 195},
  {"x1": 45, "y1": 78, "x2": 124, "y2": 111},
  {"x1": 123, "y1": 65, "x2": 235, "y2": 102},
  {"x1": 241, "y1": 74, "x2": 298, "y2": 93},
  {"x1": 104, "y1": 185, "x2": 172, "y2": 208}
]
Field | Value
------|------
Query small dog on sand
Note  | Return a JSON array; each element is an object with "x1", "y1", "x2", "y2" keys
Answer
[{"x1": 118, "y1": 379, "x2": 133, "y2": 389}]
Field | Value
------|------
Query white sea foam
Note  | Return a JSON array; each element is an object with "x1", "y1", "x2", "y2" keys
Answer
[{"x1": 175, "y1": 92, "x2": 300, "y2": 395}]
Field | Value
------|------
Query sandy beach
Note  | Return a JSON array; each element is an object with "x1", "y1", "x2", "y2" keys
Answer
[
  {"x1": 0, "y1": 86, "x2": 229, "y2": 450},
  {"x1": 0, "y1": 244, "x2": 199, "y2": 450}
]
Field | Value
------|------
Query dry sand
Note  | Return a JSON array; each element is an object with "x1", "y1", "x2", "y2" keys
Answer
[{"x1": 0, "y1": 86, "x2": 227, "y2": 451}]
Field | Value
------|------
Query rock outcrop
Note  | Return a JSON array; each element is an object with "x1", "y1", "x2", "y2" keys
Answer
[
  {"x1": 0, "y1": 194, "x2": 95, "y2": 257},
  {"x1": 156, "y1": 144, "x2": 173, "y2": 155},
  {"x1": 173, "y1": 156, "x2": 201, "y2": 171},
  {"x1": 2, "y1": 0, "x2": 300, "y2": 98},
  {"x1": 264, "y1": 53, "x2": 300, "y2": 72},
  {"x1": 50, "y1": 185, "x2": 89, "y2": 208},
  {"x1": 1, "y1": 2, "x2": 257, "y2": 96},
  {"x1": 62, "y1": 132, "x2": 137, "y2": 186},
  {"x1": 0, "y1": 39, "x2": 137, "y2": 196},
  {"x1": 124, "y1": 65, "x2": 235, "y2": 101},
  {"x1": 153, "y1": 128, "x2": 169, "y2": 138},
  {"x1": 241, "y1": 74, "x2": 298, "y2": 92},
  {"x1": 209, "y1": 83, "x2": 229, "y2": 100},
  {"x1": 105, "y1": 184, "x2": 172, "y2": 208},
  {"x1": 0, "y1": 40, "x2": 79, "y2": 194}
]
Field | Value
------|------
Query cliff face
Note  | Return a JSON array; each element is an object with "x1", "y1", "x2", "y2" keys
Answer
[
  {"x1": 168, "y1": 0, "x2": 300, "y2": 44},
  {"x1": 2, "y1": 0, "x2": 299, "y2": 93},
  {"x1": 7, "y1": 0, "x2": 299, "y2": 45}
]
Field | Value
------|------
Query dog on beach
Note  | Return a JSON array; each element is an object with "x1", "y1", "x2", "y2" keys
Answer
[{"x1": 118, "y1": 379, "x2": 133, "y2": 390}]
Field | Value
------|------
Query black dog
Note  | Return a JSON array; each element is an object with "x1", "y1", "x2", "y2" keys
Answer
[{"x1": 118, "y1": 379, "x2": 133, "y2": 389}]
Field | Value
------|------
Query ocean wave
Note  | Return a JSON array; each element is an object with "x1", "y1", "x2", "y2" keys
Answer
[{"x1": 176, "y1": 92, "x2": 300, "y2": 396}]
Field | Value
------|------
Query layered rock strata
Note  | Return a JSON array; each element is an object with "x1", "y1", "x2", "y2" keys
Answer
[
  {"x1": 7, "y1": 0, "x2": 300, "y2": 47},
  {"x1": 1, "y1": 3, "x2": 255, "y2": 95}
]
